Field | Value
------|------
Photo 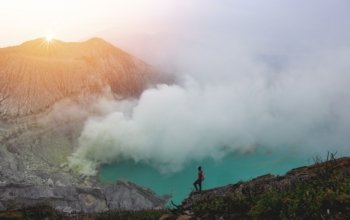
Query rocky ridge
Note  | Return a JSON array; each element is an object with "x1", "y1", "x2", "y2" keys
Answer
[{"x1": 166, "y1": 156, "x2": 350, "y2": 219}]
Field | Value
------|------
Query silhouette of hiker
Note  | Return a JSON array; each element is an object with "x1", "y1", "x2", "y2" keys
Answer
[{"x1": 193, "y1": 166, "x2": 205, "y2": 192}]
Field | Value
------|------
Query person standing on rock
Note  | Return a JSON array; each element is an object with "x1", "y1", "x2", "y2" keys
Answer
[{"x1": 193, "y1": 166, "x2": 205, "y2": 192}]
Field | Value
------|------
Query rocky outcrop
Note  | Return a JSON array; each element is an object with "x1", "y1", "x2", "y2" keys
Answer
[
  {"x1": 0, "y1": 180, "x2": 165, "y2": 214},
  {"x1": 104, "y1": 180, "x2": 165, "y2": 210}
]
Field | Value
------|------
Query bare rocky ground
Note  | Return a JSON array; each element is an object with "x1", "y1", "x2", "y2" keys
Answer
[{"x1": 0, "y1": 104, "x2": 166, "y2": 214}]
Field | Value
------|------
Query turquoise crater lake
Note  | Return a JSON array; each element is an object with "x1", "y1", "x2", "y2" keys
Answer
[{"x1": 99, "y1": 150, "x2": 310, "y2": 204}]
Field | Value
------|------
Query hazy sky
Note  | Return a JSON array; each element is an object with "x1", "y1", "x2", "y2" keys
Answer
[
  {"x1": 1, "y1": 0, "x2": 350, "y2": 65},
  {"x1": 0, "y1": 0, "x2": 191, "y2": 46}
]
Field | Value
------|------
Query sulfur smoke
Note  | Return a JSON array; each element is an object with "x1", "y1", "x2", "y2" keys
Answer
[
  {"x1": 68, "y1": 50, "x2": 350, "y2": 176},
  {"x1": 68, "y1": 0, "x2": 350, "y2": 175}
]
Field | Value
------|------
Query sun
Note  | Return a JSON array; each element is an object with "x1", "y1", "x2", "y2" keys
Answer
[{"x1": 45, "y1": 34, "x2": 54, "y2": 42}]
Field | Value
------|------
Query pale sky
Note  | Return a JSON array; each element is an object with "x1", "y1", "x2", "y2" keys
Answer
[
  {"x1": 1, "y1": 0, "x2": 350, "y2": 65},
  {"x1": 0, "y1": 0, "x2": 192, "y2": 46}
]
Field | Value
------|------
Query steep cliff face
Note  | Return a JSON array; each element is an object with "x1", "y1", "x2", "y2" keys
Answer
[{"x1": 0, "y1": 37, "x2": 163, "y2": 118}]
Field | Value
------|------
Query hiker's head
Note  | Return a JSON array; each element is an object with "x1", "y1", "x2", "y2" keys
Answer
[{"x1": 198, "y1": 166, "x2": 202, "y2": 171}]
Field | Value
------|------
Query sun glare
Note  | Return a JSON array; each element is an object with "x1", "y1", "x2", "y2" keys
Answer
[{"x1": 45, "y1": 34, "x2": 54, "y2": 42}]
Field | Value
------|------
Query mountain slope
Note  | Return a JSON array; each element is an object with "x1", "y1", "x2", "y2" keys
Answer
[
  {"x1": 0, "y1": 37, "x2": 164, "y2": 118},
  {"x1": 0, "y1": 38, "x2": 169, "y2": 182},
  {"x1": 0, "y1": 38, "x2": 169, "y2": 213}
]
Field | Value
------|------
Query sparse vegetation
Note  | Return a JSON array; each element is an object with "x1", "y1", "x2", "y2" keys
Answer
[
  {"x1": 248, "y1": 177, "x2": 350, "y2": 219},
  {"x1": 189, "y1": 153, "x2": 350, "y2": 219}
]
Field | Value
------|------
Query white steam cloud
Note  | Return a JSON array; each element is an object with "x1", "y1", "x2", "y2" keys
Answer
[
  {"x1": 68, "y1": 49, "x2": 350, "y2": 175},
  {"x1": 68, "y1": 1, "x2": 350, "y2": 175}
]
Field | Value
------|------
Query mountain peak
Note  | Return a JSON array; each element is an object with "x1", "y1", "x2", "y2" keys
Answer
[
  {"x1": 86, "y1": 37, "x2": 109, "y2": 44},
  {"x1": 0, "y1": 37, "x2": 166, "y2": 118},
  {"x1": 17, "y1": 37, "x2": 109, "y2": 46},
  {"x1": 1, "y1": 37, "x2": 119, "y2": 59}
]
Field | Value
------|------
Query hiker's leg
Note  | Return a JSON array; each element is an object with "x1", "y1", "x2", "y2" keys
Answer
[
  {"x1": 193, "y1": 180, "x2": 198, "y2": 191},
  {"x1": 199, "y1": 180, "x2": 202, "y2": 192}
]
